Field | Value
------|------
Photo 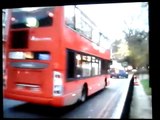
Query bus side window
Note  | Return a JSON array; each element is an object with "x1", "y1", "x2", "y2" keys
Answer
[
  {"x1": 81, "y1": 55, "x2": 91, "y2": 77},
  {"x1": 75, "y1": 54, "x2": 92, "y2": 78},
  {"x1": 91, "y1": 57, "x2": 99, "y2": 76},
  {"x1": 75, "y1": 7, "x2": 92, "y2": 40},
  {"x1": 67, "y1": 50, "x2": 75, "y2": 79},
  {"x1": 75, "y1": 54, "x2": 82, "y2": 78},
  {"x1": 101, "y1": 59, "x2": 107, "y2": 74},
  {"x1": 64, "y1": 5, "x2": 75, "y2": 29},
  {"x1": 98, "y1": 59, "x2": 101, "y2": 75},
  {"x1": 107, "y1": 60, "x2": 112, "y2": 74}
]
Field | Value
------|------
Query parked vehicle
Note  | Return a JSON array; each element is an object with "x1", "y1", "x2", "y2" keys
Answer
[
  {"x1": 117, "y1": 70, "x2": 128, "y2": 78},
  {"x1": 110, "y1": 69, "x2": 128, "y2": 78},
  {"x1": 110, "y1": 69, "x2": 118, "y2": 78}
]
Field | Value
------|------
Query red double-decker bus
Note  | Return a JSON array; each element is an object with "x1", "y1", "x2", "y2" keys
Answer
[{"x1": 4, "y1": 5, "x2": 112, "y2": 107}]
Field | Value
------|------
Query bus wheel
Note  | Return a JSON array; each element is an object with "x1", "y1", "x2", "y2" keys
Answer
[
  {"x1": 79, "y1": 86, "x2": 87, "y2": 103},
  {"x1": 103, "y1": 78, "x2": 107, "y2": 90},
  {"x1": 104, "y1": 78, "x2": 107, "y2": 88}
]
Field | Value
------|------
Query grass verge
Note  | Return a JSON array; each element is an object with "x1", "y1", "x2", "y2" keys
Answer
[{"x1": 140, "y1": 79, "x2": 151, "y2": 95}]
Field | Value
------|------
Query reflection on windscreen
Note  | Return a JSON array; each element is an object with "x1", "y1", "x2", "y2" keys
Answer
[{"x1": 11, "y1": 7, "x2": 54, "y2": 29}]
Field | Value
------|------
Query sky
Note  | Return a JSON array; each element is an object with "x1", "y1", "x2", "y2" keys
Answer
[
  {"x1": 77, "y1": 2, "x2": 149, "y2": 42},
  {"x1": 3, "y1": 2, "x2": 148, "y2": 44}
]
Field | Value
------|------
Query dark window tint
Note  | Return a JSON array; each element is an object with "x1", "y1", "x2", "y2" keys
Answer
[
  {"x1": 66, "y1": 49, "x2": 111, "y2": 81},
  {"x1": 101, "y1": 60, "x2": 110, "y2": 74},
  {"x1": 11, "y1": 7, "x2": 54, "y2": 29},
  {"x1": 67, "y1": 50, "x2": 75, "y2": 79},
  {"x1": 10, "y1": 30, "x2": 28, "y2": 48}
]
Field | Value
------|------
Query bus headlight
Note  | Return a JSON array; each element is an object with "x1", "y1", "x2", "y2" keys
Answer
[
  {"x1": 9, "y1": 51, "x2": 25, "y2": 59},
  {"x1": 8, "y1": 51, "x2": 50, "y2": 60}
]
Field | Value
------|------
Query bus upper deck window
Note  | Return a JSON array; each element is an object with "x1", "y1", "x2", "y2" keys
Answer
[
  {"x1": 11, "y1": 7, "x2": 54, "y2": 29},
  {"x1": 64, "y1": 5, "x2": 75, "y2": 29}
]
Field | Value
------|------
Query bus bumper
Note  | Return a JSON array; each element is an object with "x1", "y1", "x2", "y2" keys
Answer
[{"x1": 4, "y1": 92, "x2": 65, "y2": 107}]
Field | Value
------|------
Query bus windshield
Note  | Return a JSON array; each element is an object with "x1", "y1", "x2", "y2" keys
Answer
[{"x1": 11, "y1": 7, "x2": 54, "y2": 29}]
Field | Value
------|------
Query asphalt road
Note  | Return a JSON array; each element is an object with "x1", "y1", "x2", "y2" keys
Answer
[{"x1": 3, "y1": 77, "x2": 132, "y2": 118}]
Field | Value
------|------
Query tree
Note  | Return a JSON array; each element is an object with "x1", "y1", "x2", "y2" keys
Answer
[
  {"x1": 123, "y1": 29, "x2": 149, "y2": 68},
  {"x1": 111, "y1": 39, "x2": 130, "y2": 61},
  {"x1": 122, "y1": 2, "x2": 148, "y2": 68},
  {"x1": 111, "y1": 39, "x2": 122, "y2": 53}
]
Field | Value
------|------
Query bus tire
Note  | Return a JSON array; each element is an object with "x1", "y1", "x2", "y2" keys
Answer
[
  {"x1": 79, "y1": 85, "x2": 87, "y2": 103},
  {"x1": 104, "y1": 78, "x2": 107, "y2": 88}
]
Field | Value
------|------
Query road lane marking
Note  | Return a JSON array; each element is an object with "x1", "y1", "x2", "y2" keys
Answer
[
  {"x1": 96, "y1": 86, "x2": 123, "y2": 118},
  {"x1": 96, "y1": 76, "x2": 133, "y2": 118}
]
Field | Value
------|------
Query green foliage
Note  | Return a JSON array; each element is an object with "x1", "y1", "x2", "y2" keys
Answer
[{"x1": 123, "y1": 29, "x2": 149, "y2": 68}]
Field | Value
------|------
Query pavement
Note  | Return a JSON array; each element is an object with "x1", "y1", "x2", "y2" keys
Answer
[{"x1": 129, "y1": 77, "x2": 152, "y2": 119}]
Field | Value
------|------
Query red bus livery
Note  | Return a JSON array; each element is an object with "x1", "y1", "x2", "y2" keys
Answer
[{"x1": 4, "y1": 6, "x2": 112, "y2": 107}]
